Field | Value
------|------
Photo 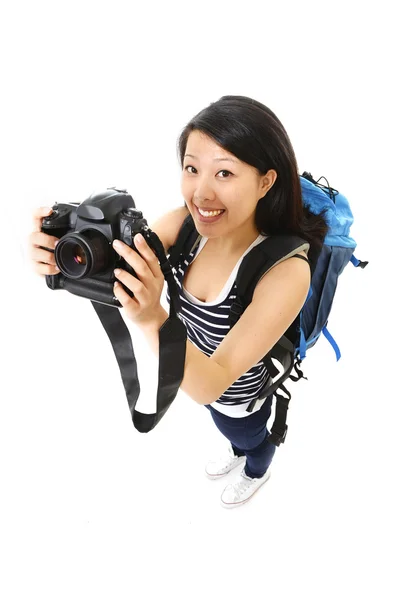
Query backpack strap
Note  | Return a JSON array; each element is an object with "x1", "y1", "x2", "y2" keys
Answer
[
  {"x1": 229, "y1": 235, "x2": 311, "y2": 446},
  {"x1": 350, "y1": 254, "x2": 369, "y2": 269},
  {"x1": 229, "y1": 235, "x2": 310, "y2": 330},
  {"x1": 293, "y1": 253, "x2": 310, "y2": 263},
  {"x1": 167, "y1": 213, "x2": 200, "y2": 268},
  {"x1": 168, "y1": 217, "x2": 311, "y2": 446}
]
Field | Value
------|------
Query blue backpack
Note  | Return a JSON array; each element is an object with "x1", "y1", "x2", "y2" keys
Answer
[{"x1": 167, "y1": 171, "x2": 368, "y2": 446}]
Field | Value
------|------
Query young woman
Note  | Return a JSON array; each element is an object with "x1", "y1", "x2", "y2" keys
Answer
[{"x1": 29, "y1": 95, "x2": 327, "y2": 509}]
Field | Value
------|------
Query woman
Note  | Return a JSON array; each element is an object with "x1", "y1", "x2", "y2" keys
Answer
[{"x1": 29, "y1": 95, "x2": 327, "y2": 508}]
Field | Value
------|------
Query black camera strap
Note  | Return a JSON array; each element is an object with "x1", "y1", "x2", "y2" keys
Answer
[{"x1": 91, "y1": 229, "x2": 187, "y2": 433}]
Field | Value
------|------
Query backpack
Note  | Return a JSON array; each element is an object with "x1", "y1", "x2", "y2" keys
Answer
[{"x1": 167, "y1": 172, "x2": 368, "y2": 446}]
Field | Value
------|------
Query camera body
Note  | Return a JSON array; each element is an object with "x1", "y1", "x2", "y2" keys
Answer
[{"x1": 41, "y1": 187, "x2": 152, "y2": 307}]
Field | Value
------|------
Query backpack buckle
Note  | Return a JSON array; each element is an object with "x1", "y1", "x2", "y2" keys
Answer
[
  {"x1": 230, "y1": 297, "x2": 244, "y2": 317},
  {"x1": 229, "y1": 298, "x2": 244, "y2": 328},
  {"x1": 159, "y1": 259, "x2": 173, "y2": 278},
  {"x1": 269, "y1": 425, "x2": 288, "y2": 447}
]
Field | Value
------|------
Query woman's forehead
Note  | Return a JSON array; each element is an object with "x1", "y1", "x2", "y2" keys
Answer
[{"x1": 185, "y1": 130, "x2": 239, "y2": 163}]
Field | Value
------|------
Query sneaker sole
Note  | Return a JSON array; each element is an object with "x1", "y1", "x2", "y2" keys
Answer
[
  {"x1": 205, "y1": 456, "x2": 246, "y2": 480},
  {"x1": 220, "y1": 471, "x2": 271, "y2": 508}
]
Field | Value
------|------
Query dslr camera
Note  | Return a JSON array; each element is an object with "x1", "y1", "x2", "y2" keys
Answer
[{"x1": 41, "y1": 187, "x2": 155, "y2": 307}]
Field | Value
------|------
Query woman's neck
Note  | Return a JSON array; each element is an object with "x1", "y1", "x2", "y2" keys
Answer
[{"x1": 204, "y1": 227, "x2": 261, "y2": 257}]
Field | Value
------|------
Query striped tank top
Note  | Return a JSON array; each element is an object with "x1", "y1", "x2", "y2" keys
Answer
[{"x1": 166, "y1": 233, "x2": 271, "y2": 418}]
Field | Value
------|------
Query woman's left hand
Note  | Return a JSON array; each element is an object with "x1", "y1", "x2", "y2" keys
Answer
[{"x1": 112, "y1": 234, "x2": 165, "y2": 328}]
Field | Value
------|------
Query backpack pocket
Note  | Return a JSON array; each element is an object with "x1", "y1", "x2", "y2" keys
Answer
[{"x1": 301, "y1": 245, "x2": 353, "y2": 347}]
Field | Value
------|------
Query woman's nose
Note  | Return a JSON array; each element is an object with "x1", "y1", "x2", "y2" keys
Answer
[{"x1": 194, "y1": 175, "x2": 216, "y2": 202}]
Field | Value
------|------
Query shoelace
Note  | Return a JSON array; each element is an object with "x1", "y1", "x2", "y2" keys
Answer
[{"x1": 227, "y1": 472, "x2": 257, "y2": 501}]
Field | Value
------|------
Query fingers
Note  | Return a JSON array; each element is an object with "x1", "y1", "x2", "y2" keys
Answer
[
  {"x1": 113, "y1": 280, "x2": 139, "y2": 311},
  {"x1": 29, "y1": 214, "x2": 60, "y2": 276},
  {"x1": 112, "y1": 235, "x2": 161, "y2": 279},
  {"x1": 30, "y1": 245, "x2": 60, "y2": 276},
  {"x1": 30, "y1": 246, "x2": 58, "y2": 267},
  {"x1": 32, "y1": 206, "x2": 53, "y2": 233},
  {"x1": 29, "y1": 231, "x2": 59, "y2": 251},
  {"x1": 33, "y1": 262, "x2": 60, "y2": 277},
  {"x1": 114, "y1": 267, "x2": 144, "y2": 297}
]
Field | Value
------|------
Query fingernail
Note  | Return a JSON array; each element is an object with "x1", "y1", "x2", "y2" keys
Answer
[
  {"x1": 114, "y1": 268, "x2": 121, "y2": 276},
  {"x1": 135, "y1": 234, "x2": 143, "y2": 243},
  {"x1": 113, "y1": 240, "x2": 122, "y2": 250},
  {"x1": 54, "y1": 241, "x2": 58, "y2": 247}
]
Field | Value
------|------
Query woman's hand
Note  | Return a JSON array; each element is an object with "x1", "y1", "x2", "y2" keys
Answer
[
  {"x1": 112, "y1": 234, "x2": 165, "y2": 328},
  {"x1": 29, "y1": 207, "x2": 60, "y2": 276}
]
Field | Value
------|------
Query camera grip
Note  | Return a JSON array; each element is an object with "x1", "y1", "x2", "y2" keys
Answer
[{"x1": 48, "y1": 274, "x2": 122, "y2": 307}]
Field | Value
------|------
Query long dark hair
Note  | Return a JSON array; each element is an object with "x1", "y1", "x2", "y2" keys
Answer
[{"x1": 177, "y1": 95, "x2": 328, "y2": 249}]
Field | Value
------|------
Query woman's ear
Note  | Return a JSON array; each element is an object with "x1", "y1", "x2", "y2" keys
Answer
[{"x1": 260, "y1": 169, "x2": 277, "y2": 197}]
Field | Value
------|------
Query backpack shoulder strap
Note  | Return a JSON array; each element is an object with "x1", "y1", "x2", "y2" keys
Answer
[
  {"x1": 293, "y1": 253, "x2": 310, "y2": 263},
  {"x1": 230, "y1": 235, "x2": 311, "y2": 447},
  {"x1": 230, "y1": 235, "x2": 310, "y2": 328},
  {"x1": 167, "y1": 213, "x2": 201, "y2": 268}
]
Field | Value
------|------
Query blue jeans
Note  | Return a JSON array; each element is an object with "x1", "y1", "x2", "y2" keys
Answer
[{"x1": 206, "y1": 395, "x2": 276, "y2": 478}]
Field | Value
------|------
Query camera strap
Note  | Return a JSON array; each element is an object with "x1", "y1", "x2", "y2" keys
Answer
[{"x1": 91, "y1": 230, "x2": 187, "y2": 433}]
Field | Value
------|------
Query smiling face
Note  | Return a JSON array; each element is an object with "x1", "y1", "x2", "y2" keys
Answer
[{"x1": 181, "y1": 130, "x2": 276, "y2": 251}]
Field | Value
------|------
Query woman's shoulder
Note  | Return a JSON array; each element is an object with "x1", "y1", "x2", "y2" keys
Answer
[
  {"x1": 253, "y1": 245, "x2": 311, "y2": 300},
  {"x1": 149, "y1": 205, "x2": 190, "y2": 254}
]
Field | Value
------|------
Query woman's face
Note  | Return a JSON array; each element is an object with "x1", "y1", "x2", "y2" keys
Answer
[{"x1": 181, "y1": 130, "x2": 276, "y2": 242}]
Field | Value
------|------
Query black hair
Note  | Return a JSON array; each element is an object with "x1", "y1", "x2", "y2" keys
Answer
[{"x1": 177, "y1": 95, "x2": 328, "y2": 250}]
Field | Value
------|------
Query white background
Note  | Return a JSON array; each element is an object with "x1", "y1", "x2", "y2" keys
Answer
[{"x1": 1, "y1": 1, "x2": 398, "y2": 598}]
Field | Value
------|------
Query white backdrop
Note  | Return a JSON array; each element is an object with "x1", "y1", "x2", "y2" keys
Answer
[{"x1": 1, "y1": 1, "x2": 398, "y2": 599}]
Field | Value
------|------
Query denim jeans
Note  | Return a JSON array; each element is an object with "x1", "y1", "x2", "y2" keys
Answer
[{"x1": 206, "y1": 395, "x2": 276, "y2": 478}]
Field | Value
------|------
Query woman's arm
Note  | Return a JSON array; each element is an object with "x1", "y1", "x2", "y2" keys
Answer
[
  {"x1": 140, "y1": 309, "x2": 230, "y2": 405},
  {"x1": 138, "y1": 254, "x2": 310, "y2": 405}
]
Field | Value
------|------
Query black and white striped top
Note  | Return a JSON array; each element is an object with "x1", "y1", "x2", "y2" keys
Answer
[{"x1": 166, "y1": 234, "x2": 270, "y2": 418}]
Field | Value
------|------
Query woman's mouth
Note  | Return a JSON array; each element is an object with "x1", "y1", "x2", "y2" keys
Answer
[{"x1": 194, "y1": 205, "x2": 226, "y2": 224}]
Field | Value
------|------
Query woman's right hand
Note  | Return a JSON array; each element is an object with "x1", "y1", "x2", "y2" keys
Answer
[{"x1": 29, "y1": 207, "x2": 61, "y2": 276}]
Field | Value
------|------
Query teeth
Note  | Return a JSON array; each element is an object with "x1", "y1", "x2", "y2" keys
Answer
[{"x1": 198, "y1": 208, "x2": 224, "y2": 217}]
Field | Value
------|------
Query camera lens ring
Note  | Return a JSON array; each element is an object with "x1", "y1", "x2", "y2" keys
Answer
[
  {"x1": 55, "y1": 229, "x2": 111, "y2": 280},
  {"x1": 55, "y1": 233, "x2": 93, "y2": 279}
]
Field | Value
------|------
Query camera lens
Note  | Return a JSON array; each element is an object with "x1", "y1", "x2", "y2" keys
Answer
[
  {"x1": 72, "y1": 246, "x2": 87, "y2": 266},
  {"x1": 55, "y1": 230, "x2": 111, "y2": 279}
]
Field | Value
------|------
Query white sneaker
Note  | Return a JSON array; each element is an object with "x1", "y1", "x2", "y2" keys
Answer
[
  {"x1": 220, "y1": 467, "x2": 271, "y2": 508},
  {"x1": 205, "y1": 445, "x2": 246, "y2": 480}
]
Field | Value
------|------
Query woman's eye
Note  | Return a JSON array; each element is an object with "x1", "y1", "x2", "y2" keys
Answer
[
  {"x1": 217, "y1": 170, "x2": 232, "y2": 178},
  {"x1": 184, "y1": 166, "x2": 232, "y2": 178}
]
